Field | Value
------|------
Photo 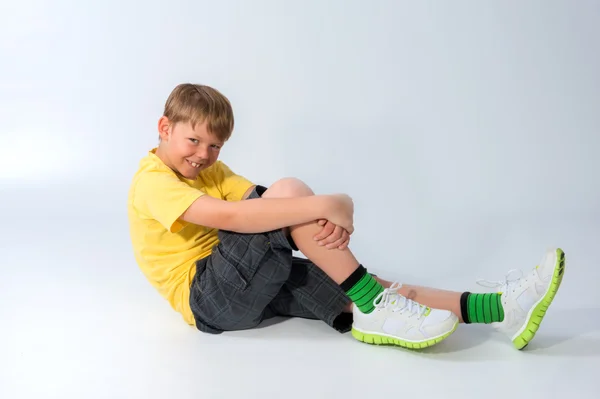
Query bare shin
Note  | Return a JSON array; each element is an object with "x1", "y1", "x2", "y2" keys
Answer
[
  {"x1": 375, "y1": 277, "x2": 464, "y2": 323},
  {"x1": 261, "y1": 178, "x2": 464, "y2": 321},
  {"x1": 262, "y1": 179, "x2": 361, "y2": 284}
]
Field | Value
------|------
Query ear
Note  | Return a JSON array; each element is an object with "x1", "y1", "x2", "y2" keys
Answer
[{"x1": 158, "y1": 116, "x2": 172, "y2": 141}]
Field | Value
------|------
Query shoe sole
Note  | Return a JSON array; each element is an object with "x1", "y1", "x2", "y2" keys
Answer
[
  {"x1": 350, "y1": 319, "x2": 459, "y2": 350},
  {"x1": 512, "y1": 248, "x2": 565, "y2": 350}
]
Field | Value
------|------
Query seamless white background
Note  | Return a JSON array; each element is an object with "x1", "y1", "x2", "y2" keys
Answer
[{"x1": 2, "y1": 1, "x2": 599, "y2": 398}]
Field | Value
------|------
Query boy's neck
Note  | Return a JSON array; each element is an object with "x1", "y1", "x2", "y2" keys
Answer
[{"x1": 154, "y1": 145, "x2": 169, "y2": 166}]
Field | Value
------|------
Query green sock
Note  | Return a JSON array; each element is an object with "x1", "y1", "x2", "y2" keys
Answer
[
  {"x1": 461, "y1": 292, "x2": 505, "y2": 323},
  {"x1": 341, "y1": 265, "x2": 385, "y2": 314}
]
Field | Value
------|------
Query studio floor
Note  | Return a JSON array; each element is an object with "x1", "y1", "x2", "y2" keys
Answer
[{"x1": 1, "y1": 189, "x2": 599, "y2": 399}]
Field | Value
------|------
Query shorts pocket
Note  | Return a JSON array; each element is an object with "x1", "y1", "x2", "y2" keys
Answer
[{"x1": 210, "y1": 234, "x2": 271, "y2": 291}]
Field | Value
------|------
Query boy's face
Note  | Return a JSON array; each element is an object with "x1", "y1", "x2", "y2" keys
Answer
[{"x1": 156, "y1": 117, "x2": 224, "y2": 179}]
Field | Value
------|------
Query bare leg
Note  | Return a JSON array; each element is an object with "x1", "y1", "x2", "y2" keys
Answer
[
  {"x1": 263, "y1": 179, "x2": 463, "y2": 321},
  {"x1": 339, "y1": 277, "x2": 464, "y2": 321},
  {"x1": 375, "y1": 277, "x2": 464, "y2": 323},
  {"x1": 262, "y1": 178, "x2": 361, "y2": 284}
]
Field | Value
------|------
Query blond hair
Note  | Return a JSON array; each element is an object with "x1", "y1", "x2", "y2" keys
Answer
[{"x1": 162, "y1": 83, "x2": 234, "y2": 141}]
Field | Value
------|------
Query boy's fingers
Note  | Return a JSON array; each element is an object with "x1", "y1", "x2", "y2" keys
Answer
[
  {"x1": 320, "y1": 225, "x2": 343, "y2": 246},
  {"x1": 325, "y1": 227, "x2": 347, "y2": 248},
  {"x1": 314, "y1": 221, "x2": 335, "y2": 241},
  {"x1": 338, "y1": 238, "x2": 350, "y2": 249},
  {"x1": 326, "y1": 238, "x2": 345, "y2": 249},
  {"x1": 315, "y1": 224, "x2": 352, "y2": 246},
  {"x1": 330, "y1": 236, "x2": 349, "y2": 250},
  {"x1": 338, "y1": 232, "x2": 350, "y2": 249}
]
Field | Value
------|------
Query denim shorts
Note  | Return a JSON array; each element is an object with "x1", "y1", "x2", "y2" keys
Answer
[{"x1": 189, "y1": 185, "x2": 353, "y2": 334}]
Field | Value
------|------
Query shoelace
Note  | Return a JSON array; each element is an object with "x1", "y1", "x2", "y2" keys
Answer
[
  {"x1": 476, "y1": 269, "x2": 525, "y2": 292},
  {"x1": 373, "y1": 282, "x2": 428, "y2": 318}
]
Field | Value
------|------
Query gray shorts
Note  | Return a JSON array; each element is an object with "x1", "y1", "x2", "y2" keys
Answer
[{"x1": 189, "y1": 185, "x2": 353, "y2": 334}]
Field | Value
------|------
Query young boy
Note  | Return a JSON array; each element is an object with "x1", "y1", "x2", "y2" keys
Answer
[{"x1": 127, "y1": 83, "x2": 565, "y2": 350}]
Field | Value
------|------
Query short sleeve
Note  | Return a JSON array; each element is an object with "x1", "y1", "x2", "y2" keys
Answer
[
  {"x1": 214, "y1": 161, "x2": 255, "y2": 201},
  {"x1": 133, "y1": 171, "x2": 205, "y2": 233}
]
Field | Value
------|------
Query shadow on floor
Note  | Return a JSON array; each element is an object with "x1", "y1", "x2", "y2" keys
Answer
[
  {"x1": 220, "y1": 307, "x2": 600, "y2": 359},
  {"x1": 520, "y1": 307, "x2": 600, "y2": 357},
  {"x1": 425, "y1": 307, "x2": 600, "y2": 358}
]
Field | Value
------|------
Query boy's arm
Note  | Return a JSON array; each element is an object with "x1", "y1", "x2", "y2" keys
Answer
[
  {"x1": 180, "y1": 194, "x2": 333, "y2": 234},
  {"x1": 133, "y1": 168, "x2": 343, "y2": 234}
]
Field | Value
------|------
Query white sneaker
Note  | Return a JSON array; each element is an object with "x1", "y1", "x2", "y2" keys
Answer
[
  {"x1": 351, "y1": 282, "x2": 459, "y2": 349},
  {"x1": 476, "y1": 248, "x2": 566, "y2": 349}
]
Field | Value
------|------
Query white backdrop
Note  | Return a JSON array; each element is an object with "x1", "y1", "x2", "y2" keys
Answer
[
  {"x1": 3, "y1": 0, "x2": 598, "y2": 278},
  {"x1": 2, "y1": 1, "x2": 600, "y2": 398}
]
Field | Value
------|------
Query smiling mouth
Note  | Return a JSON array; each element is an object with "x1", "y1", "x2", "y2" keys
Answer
[{"x1": 186, "y1": 159, "x2": 202, "y2": 168}]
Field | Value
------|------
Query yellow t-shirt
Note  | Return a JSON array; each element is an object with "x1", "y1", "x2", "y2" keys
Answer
[{"x1": 127, "y1": 149, "x2": 255, "y2": 326}]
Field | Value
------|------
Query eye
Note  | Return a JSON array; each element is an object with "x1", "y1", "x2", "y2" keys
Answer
[
  {"x1": 189, "y1": 138, "x2": 199, "y2": 144},
  {"x1": 211, "y1": 144, "x2": 221, "y2": 149}
]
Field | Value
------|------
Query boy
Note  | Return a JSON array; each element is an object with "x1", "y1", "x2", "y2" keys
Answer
[{"x1": 127, "y1": 83, "x2": 565, "y2": 350}]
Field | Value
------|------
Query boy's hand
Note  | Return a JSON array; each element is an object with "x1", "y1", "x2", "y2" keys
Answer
[
  {"x1": 324, "y1": 193, "x2": 354, "y2": 235},
  {"x1": 313, "y1": 219, "x2": 351, "y2": 250}
]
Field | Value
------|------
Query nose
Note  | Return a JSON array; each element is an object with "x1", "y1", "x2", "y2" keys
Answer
[{"x1": 195, "y1": 145, "x2": 210, "y2": 160}]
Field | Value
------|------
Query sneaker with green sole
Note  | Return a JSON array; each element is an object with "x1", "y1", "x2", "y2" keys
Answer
[
  {"x1": 477, "y1": 248, "x2": 566, "y2": 350},
  {"x1": 351, "y1": 282, "x2": 459, "y2": 349}
]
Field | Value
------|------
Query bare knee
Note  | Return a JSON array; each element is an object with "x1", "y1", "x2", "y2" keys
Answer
[{"x1": 262, "y1": 177, "x2": 314, "y2": 198}]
